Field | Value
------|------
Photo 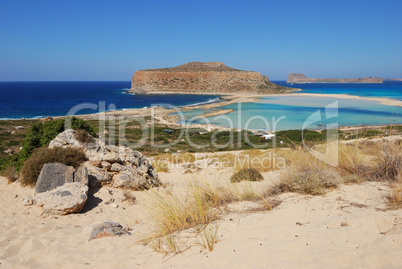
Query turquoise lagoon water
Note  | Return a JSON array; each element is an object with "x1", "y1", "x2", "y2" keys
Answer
[
  {"x1": 178, "y1": 96, "x2": 401, "y2": 131},
  {"x1": 274, "y1": 81, "x2": 402, "y2": 101}
]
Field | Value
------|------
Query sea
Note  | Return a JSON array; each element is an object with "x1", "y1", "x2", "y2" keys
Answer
[
  {"x1": 0, "y1": 81, "x2": 220, "y2": 120},
  {"x1": 0, "y1": 81, "x2": 401, "y2": 130}
]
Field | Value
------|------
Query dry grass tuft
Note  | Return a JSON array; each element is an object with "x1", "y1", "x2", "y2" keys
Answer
[
  {"x1": 201, "y1": 224, "x2": 219, "y2": 252},
  {"x1": 372, "y1": 143, "x2": 401, "y2": 182},
  {"x1": 272, "y1": 161, "x2": 341, "y2": 196},
  {"x1": 3, "y1": 165, "x2": 17, "y2": 184},
  {"x1": 147, "y1": 187, "x2": 218, "y2": 236},
  {"x1": 151, "y1": 159, "x2": 169, "y2": 173},
  {"x1": 337, "y1": 143, "x2": 373, "y2": 180},
  {"x1": 388, "y1": 183, "x2": 402, "y2": 209},
  {"x1": 144, "y1": 179, "x2": 280, "y2": 254}
]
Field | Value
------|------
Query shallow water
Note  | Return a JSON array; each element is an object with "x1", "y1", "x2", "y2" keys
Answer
[
  {"x1": 179, "y1": 96, "x2": 401, "y2": 131},
  {"x1": 273, "y1": 81, "x2": 402, "y2": 101}
]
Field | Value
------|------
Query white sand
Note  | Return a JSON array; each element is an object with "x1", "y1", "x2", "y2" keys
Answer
[{"x1": 1, "y1": 162, "x2": 401, "y2": 268}]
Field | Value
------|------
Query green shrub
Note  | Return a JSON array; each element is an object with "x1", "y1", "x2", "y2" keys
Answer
[
  {"x1": 20, "y1": 147, "x2": 87, "y2": 186},
  {"x1": 18, "y1": 117, "x2": 95, "y2": 167},
  {"x1": 230, "y1": 168, "x2": 264, "y2": 183}
]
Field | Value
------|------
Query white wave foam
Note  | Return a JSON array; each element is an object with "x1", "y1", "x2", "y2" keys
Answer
[{"x1": 180, "y1": 97, "x2": 221, "y2": 107}]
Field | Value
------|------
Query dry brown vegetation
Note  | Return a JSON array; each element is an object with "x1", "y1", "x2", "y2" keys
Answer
[
  {"x1": 74, "y1": 129, "x2": 95, "y2": 144},
  {"x1": 143, "y1": 179, "x2": 280, "y2": 254},
  {"x1": 144, "y1": 138, "x2": 402, "y2": 254},
  {"x1": 388, "y1": 183, "x2": 402, "y2": 209},
  {"x1": 230, "y1": 168, "x2": 264, "y2": 183},
  {"x1": 3, "y1": 165, "x2": 17, "y2": 184},
  {"x1": 20, "y1": 147, "x2": 87, "y2": 186}
]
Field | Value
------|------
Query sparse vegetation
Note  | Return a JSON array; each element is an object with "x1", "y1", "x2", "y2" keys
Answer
[
  {"x1": 201, "y1": 224, "x2": 219, "y2": 252},
  {"x1": 3, "y1": 165, "x2": 17, "y2": 183},
  {"x1": 230, "y1": 168, "x2": 264, "y2": 183},
  {"x1": 273, "y1": 162, "x2": 341, "y2": 196},
  {"x1": 388, "y1": 183, "x2": 402, "y2": 209},
  {"x1": 372, "y1": 143, "x2": 401, "y2": 182},
  {"x1": 74, "y1": 129, "x2": 95, "y2": 144},
  {"x1": 20, "y1": 147, "x2": 87, "y2": 186}
]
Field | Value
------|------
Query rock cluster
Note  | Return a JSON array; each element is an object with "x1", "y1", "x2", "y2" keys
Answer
[
  {"x1": 49, "y1": 129, "x2": 160, "y2": 189},
  {"x1": 29, "y1": 129, "x2": 159, "y2": 215}
]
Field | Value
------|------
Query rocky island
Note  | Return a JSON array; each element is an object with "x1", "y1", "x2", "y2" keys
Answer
[
  {"x1": 131, "y1": 61, "x2": 290, "y2": 94},
  {"x1": 287, "y1": 73, "x2": 383, "y2": 84}
]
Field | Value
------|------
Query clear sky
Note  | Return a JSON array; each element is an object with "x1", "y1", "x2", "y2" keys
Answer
[{"x1": 1, "y1": 0, "x2": 401, "y2": 81}]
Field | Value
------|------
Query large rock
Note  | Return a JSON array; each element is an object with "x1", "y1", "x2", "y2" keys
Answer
[
  {"x1": 89, "y1": 222, "x2": 131, "y2": 241},
  {"x1": 131, "y1": 62, "x2": 291, "y2": 94},
  {"x1": 35, "y1": 163, "x2": 89, "y2": 194},
  {"x1": 35, "y1": 163, "x2": 75, "y2": 194},
  {"x1": 49, "y1": 130, "x2": 160, "y2": 189},
  {"x1": 33, "y1": 183, "x2": 88, "y2": 215}
]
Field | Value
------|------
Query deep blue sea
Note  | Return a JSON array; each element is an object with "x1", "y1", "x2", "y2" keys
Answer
[
  {"x1": 273, "y1": 81, "x2": 402, "y2": 100},
  {"x1": 0, "y1": 81, "x2": 220, "y2": 119}
]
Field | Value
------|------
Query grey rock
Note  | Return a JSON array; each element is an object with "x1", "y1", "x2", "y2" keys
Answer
[
  {"x1": 89, "y1": 222, "x2": 131, "y2": 241},
  {"x1": 35, "y1": 163, "x2": 75, "y2": 194},
  {"x1": 112, "y1": 170, "x2": 142, "y2": 189},
  {"x1": 74, "y1": 167, "x2": 89, "y2": 186},
  {"x1": 34, "y1": 183, "x2": 88, "y2": 215}
]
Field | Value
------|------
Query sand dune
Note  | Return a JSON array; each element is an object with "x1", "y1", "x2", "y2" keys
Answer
[{"x1": 0, "y1": 165, "x2": 401, "y2": 268}]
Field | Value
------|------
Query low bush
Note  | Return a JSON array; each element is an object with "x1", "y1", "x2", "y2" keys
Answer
[
  {"x1": 20, "y1": 147, "x2": 87, "y2": 186},
  {"x1": 230, "y1": 168, "x2": 264, "y2": 183}
]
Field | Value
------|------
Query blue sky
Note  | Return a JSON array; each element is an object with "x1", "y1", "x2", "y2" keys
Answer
[{"x1": 1, "y1": 0, "x2": 401, "y2": 81}]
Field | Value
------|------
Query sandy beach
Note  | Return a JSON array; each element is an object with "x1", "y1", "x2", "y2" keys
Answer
[{"x1": 1, "y1": 161, "x2": 401, "y2": 268}]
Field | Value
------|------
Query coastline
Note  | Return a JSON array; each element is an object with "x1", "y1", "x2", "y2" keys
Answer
[{"x1": 1, "y1": 91, "x2": 401, "y2": 132}]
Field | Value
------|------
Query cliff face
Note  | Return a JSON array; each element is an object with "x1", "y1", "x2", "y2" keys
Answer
[
  {"x1": 287, "y1": 73, "x2": 383, "y2": 84},
  {"x1": 131, "y1": 62, "x2": 290, "y2": 94}
]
